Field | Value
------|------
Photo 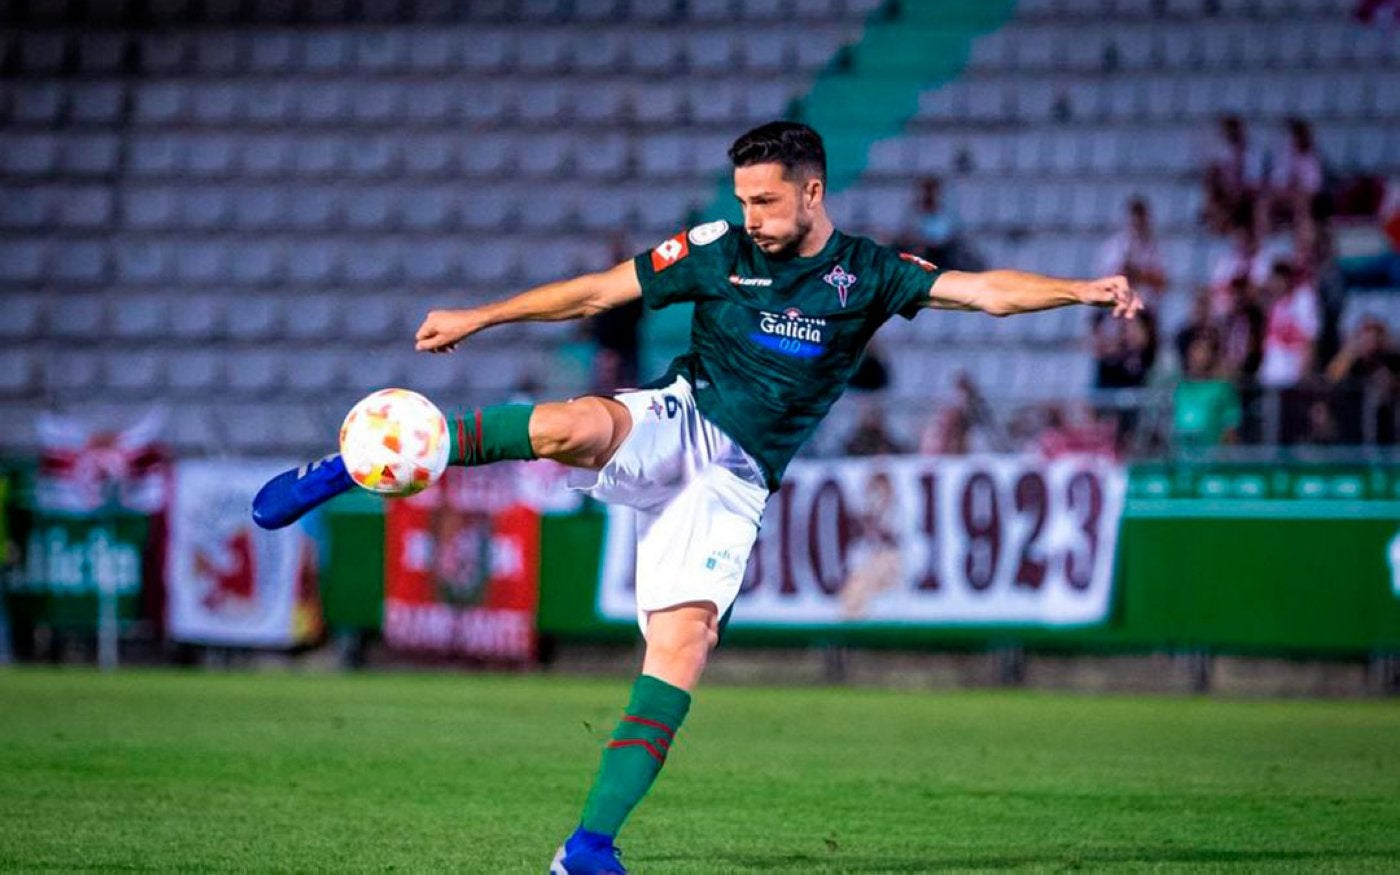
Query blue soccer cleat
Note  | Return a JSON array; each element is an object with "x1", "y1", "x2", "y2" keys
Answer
[
  {"x1": 251, "y1": 454, "x2": 353, "y2": 530},
  {"x1": 548, "y1": 827, "x2": 626, "y2": 875}
]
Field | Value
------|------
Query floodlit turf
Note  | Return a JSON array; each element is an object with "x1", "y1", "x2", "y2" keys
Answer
[{"x1": 0, "y1": 669, "x2": 1396, "y2": 873}]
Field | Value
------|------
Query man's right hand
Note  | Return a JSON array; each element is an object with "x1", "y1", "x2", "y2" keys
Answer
[{"x1": 415, "y1": 308, "x2": 486, "y2": 353}]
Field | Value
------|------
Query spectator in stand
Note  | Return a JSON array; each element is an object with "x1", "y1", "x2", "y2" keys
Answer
[
  {"x1": 1174, "y1": 334, "x2": 1241, "y2": 448},
  {"x1": 1356, "y1": 0, "x2": 1400, "y2": 26},
  {"x1": 844, "y1": 399, "x2": 905, "y2": 457},
  {"x1": 1259, "y1": 118, "x2": 1325, "y2": 241},
  {"x1": 1325, "y1": 317, "x2": 1400, "y2": 443},
  {"x1": 1203, "y1": 115, "x2": 1264, "y2": 235},
  {"x1": 1097, "y1": 196, "x2": 1168, "y2": 300},
  {"x1": 1326, "y1": 317, "x2": 1400, "y2": 388},
  {"x1": 1174, "y1": 291, "x2": 1219, "y2": 369},
  {"x1": 1257, "y1": 261, "x2": 1320, "y2": 389},
  {"x1": 919, "y1": 371, "x2": 1001, "y2": 454},
  {"x1": 1093, "y1": 308, "x2": 1158, "y2": 389},
  {"x1": 588, "y1": 231, "x2": 645, "y2": 388},
  {"x1": 900, "y1": 176, "x2": 976, "y2": 269},
  {"x1": 1037, "y1": 403, "x2": 1118, "y2": 458},
  {"x1": 1219, "y1": 275, "x2": 1266, "y2": 380}
]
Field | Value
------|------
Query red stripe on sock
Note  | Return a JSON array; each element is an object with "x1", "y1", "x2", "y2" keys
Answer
[
  {"x1": 606, "y1": 738, "x2": 666, "y2": 763},
  {"x1": 455, "y1": 416, "x2": 466, "y2": 465},
  {"x1": 621, "y1": 715, "x2": 675, "y2": 737},
  {"x1": 473, "y1": 408, "x2": 484, "y2": 461}
]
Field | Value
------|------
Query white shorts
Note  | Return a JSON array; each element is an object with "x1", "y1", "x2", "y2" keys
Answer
[{"x1": 567, "y1": 376, "x2": 770, "y2": 634}]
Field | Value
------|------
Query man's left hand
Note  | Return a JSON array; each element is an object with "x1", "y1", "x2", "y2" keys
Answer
[{"x1": 1076, "y1": 275, "x2": 1144, "y2": 320}]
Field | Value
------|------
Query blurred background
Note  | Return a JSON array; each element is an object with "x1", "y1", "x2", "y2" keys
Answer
[{"x1": 1, "y1": 0, "x2": 1397, "y2": 694}]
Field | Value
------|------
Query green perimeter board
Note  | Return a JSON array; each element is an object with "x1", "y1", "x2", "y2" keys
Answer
[
  {"x1": 320, "y1": 490, "x2": 386, "y2": 631},
  {"x1": 533, "y1": 473, "x2": 1400, "y2": 656}
]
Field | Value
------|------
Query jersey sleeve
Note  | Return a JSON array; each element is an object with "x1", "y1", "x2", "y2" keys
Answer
[
  {"x1": 632, "y1": 220, "x2": 735, "y2": 311},
  {"x1": 877, "y1": 246, "x2": 944, "y2": 321}
]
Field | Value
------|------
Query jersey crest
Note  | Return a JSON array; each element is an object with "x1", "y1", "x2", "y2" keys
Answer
[{"x1": 822, "y1": 264, "x2": 858, "y2": 307}]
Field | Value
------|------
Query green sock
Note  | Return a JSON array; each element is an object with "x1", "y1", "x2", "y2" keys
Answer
[
  {"x1": 579, "y1": 674, "x2": 692, "y2": 837},
  {"x1": 449, "y1": 404, "x2": 537, "y2": 466}
]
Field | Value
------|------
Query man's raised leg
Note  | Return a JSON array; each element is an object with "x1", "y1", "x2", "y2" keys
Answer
[
  {"x1": 252, "y1": 395, "x2": 631, "y2": 530},
  {"x1": 553, "y1": 603, "x2": 718, "y2": 875}
]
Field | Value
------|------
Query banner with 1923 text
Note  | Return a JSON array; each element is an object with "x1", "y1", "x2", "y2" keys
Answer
[{"x1": 598, "y1": 455, "x2": 1126, "y2": 627}]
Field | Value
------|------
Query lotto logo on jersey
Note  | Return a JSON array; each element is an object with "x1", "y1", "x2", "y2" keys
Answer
[
  {"x1": 650, "y1": 232, "x2": 690, "y2": 272},
  {"x1": 899, "y1": 252, "x2": 938, "y2": 272}
]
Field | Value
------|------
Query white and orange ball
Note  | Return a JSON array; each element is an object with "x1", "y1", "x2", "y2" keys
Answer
[{"x1": 339, "y1": 388, "x2": 449, "y2": 497}]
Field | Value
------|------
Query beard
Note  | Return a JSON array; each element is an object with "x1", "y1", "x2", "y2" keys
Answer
[{"x1": 749, "y1": 211, "x2": 814, "y2": 260}]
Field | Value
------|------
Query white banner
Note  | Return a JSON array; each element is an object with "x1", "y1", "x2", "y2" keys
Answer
[
  {"x1": 166, "y1": 461, "x2": 321, "y2": 647},
  {"x1": 599, "y1": 455, "x2": 1126, "y2": 627}
]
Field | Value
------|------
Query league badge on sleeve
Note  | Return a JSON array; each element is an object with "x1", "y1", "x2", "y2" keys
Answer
[
  {"x1": 687, "y1": 220, "x2": 729, "y2": 246},
  {"x1": 650, "y1": 231, "x2": 690, "y2": 272}
]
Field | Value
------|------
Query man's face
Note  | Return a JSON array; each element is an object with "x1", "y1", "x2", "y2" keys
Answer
[{"x1": 734, "y1": 162, "x2": 818, "y2": 257}]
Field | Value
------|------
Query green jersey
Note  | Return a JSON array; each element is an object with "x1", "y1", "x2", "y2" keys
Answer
[{"x1": 633, "y1": 220, "x2": 943, "y2": 490}]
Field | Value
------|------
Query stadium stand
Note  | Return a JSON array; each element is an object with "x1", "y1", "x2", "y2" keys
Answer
[{"x1": 0, "y1": 0, "x2": 1395, "y2": 456}]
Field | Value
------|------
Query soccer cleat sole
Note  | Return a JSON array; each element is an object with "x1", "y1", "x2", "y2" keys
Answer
[{"x1": 250, "y1": 455, "x2": 353, "y2": 530}]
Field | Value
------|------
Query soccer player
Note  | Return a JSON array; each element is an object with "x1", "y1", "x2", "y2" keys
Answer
[{"x1": 252, "y1": 121, "x2": 1142, "y2": 875}]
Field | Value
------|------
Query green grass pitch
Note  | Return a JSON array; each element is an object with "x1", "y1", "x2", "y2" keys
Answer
[{"x1": 0, "y1": 669, "x2": 1396, "y2": 873}]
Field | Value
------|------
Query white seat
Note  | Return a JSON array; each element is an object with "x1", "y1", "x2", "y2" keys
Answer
[
  {"x1": 56, "y1": 188, "x2": 114, "y2": 228},
  {"x1": 344, "y1": 242, "x2": 399, "y2": 284},
  {"x1": 0, "y1": 241, "x2": 46, "y2": 282},
  {"x1": 351, "y1": 83, "x2": 401, "y2": 123},
  {"x1": 407, "y1": 32, "x2": 457, "y2": 70},
  {"x1": 0, "y1": 350, "x2": 37, "y2": 395},
  {"x1": 104, "y1": 351, "x2": 165, "y2": 394},
  {"x1": 0, "y1": 293, "x2": 44, "y2": 339},
  {"x1": 46, "y1": 352, "x2": 102, "y2": 392},
  {"x1": 403, "y1": 135, "x2": 457, "y2": 177},
  {"x1": 284, "y1": 351, "x2": 344, "y2": 393},
  {"x1": 77, "y1": 34, "x2": 127, "y2": 73},
  {"x1": 48, "y1": 295, "x2": 105, "y2": 339},
  {"x1": 461, "y1": 30, "x2": 512, "y2": 71},
  {"x1": 133, "y1": 83, "x2": 186, "y2": 123},
  {"x1": 516, "y1": 30, "x2": 570, "y2": 73},
  {"x1": 50, "y1": 242, "x2": 107, "y2": 283},
  {"x1": 628, "y1": 32, "x2": 680, "y2": 72},
  {"x1": 186, "y1": 136, "x2": 237, "y2": 176},
  {"x1": 60, "y1": 135, "x2": 120, "y2": 175},
  {"x1": 402, "y1": 187, "x2": 455, "y2": 230},
  {"x1": 190, "y1": 84, "x2": 240, "y2": 122},
  {"x1": 403, "y1": 240, "x2": 459, "y2": 284},
  {"x1": 286, "y1": 241, "x2": 340, "y2": 284},
  {"x1": 355, "y1": 31, "x2": 407, "y2": 70},
  {"x1": 283, "y1": 294, "x2": 342, "y2": 340},
  {"x1": 115, "y1": 242, "x2": 171, "y2": 284},
  {"x1": 68, "y1": 83, "x2": 123, "y2": 124},
  {"x1": 684, "y1": 32, "x2": 734, "y2": 72}
]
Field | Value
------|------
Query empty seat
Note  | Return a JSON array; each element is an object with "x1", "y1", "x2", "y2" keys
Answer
[
  {"x1": 169, "y1": 295, "x2": 226, "y2": 339},
  {"x1": 226, "y1": 350, "x2": 285, "y2": 394},
  {"x1": 50, "y1": 295, "x2": 107, "y2": 339},
  {"x1": 0, "y1": 241, "x2": 46, "y2": 282},
  {"x1": 51, "y1": 241, "x2": 108, "y2": 283},
  {"x1": 284, "y1": 294, "x2": 342, "y2": 339},
  {"x1": 0, "y1": 350, "x2": 38, "y2": 396},
  {"x1": 104, "y1": 351, "x2": 165, "y2": 394}
]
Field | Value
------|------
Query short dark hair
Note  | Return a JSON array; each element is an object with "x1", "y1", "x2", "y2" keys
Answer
[{"x1": 728, "y1": 121, "x2": 826, "y2": 184}]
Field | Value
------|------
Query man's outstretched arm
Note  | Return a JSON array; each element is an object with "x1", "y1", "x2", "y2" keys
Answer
[
  {"x1": 927, "y1": 270, "x2": 1144, "y2": 319},
  {"x1": 415, "y1": 259, "x2": 643, "y2": 352}
]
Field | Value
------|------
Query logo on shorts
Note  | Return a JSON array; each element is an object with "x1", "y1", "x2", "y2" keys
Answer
[
  {"x1": 751, "y1": 309, "x2": 826, "y2": 358},
  {"x1": 704, "y1": 548, "x2": 741, "y2": 573},
  {"x1": 648, "y1": 396, "x2": 680, "y2": 419},
  {"x1": 823, "y1": 264, "x2": 858, "y2": 307}
]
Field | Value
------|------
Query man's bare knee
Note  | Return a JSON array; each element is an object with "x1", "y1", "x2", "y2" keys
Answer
[
  {"x1": 642, "y1": 604, "x2": 720, "y2": 690},
  {"x1": 529, "y1": 397, "x2": 630, "y2": 467}
]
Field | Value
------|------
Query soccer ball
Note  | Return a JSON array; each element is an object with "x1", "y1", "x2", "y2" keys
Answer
[{"x1": 339, "y1": 388, "x2": 450, "y2": 497}]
